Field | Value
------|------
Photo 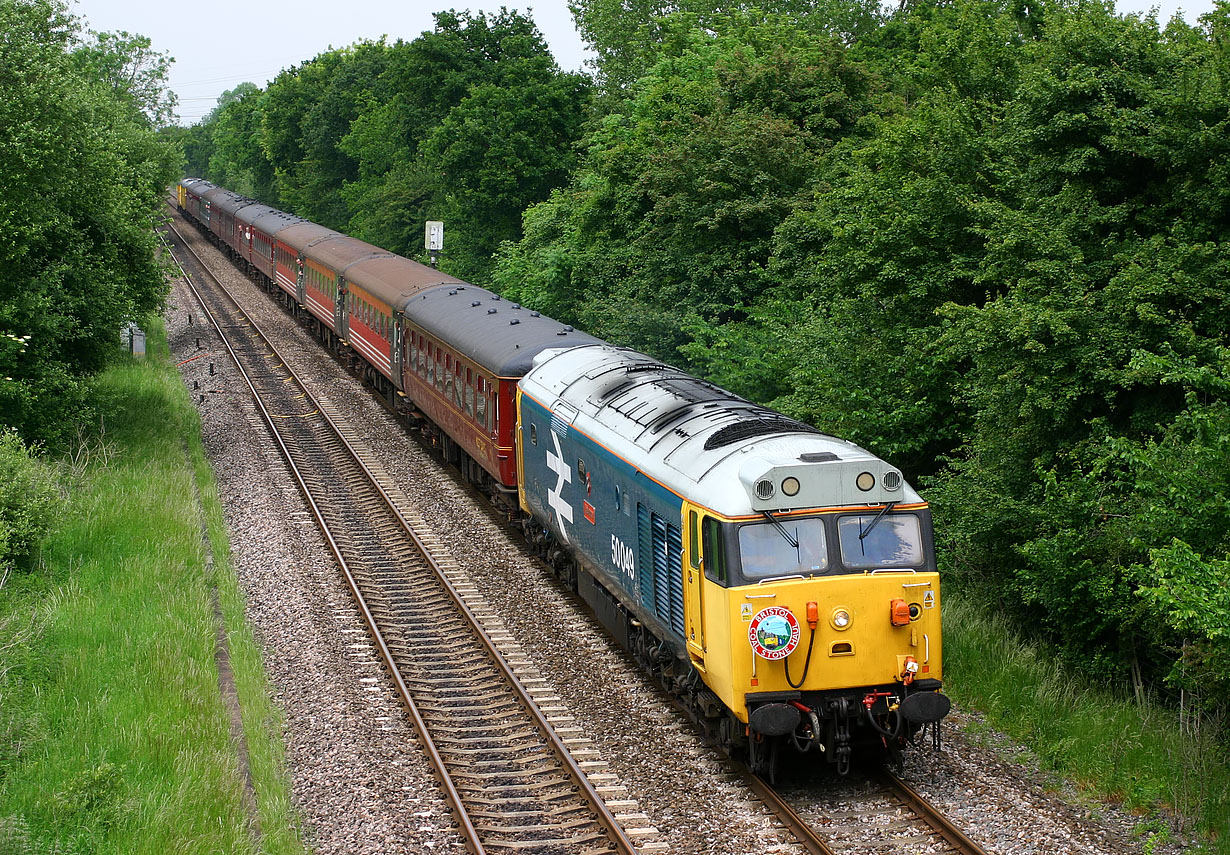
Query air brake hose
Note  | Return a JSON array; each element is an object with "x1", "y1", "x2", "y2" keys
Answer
[
  {"x1": 784, "y1": 626, "x2": 816, "y2": 689},
  {"x1": 865, "y1": 705, "x2": 904, "y2": 740}
]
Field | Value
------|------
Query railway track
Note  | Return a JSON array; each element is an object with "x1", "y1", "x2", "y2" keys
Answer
[
  {"x1": 160, "y1": 219, "x2": 651, "y2": 855},
  {"x1": 163, "y1": 205, "x2": 990, "y2": 855},
  {"x1": 758, "y1": 763, "x2": 989, "y2": 855}
]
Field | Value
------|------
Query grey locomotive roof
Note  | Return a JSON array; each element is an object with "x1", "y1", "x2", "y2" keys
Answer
[
  {"x1": 181, "y1": 178, "x2": 215, "y2": 198},
  {"x1": 519, "y1": 345, "x2": 921, "y2": 516},
  {"x1": 402, "y1": 284, "x2": 603, "y2": 377}
]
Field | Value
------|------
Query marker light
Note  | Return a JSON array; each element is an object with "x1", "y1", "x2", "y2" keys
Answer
[
  {"x1": 782, "y1": 477, "x2": 801, "y2": 497},
  {"x1": 890, "y1": 598, "x2": 911, "y2": 627},
  {"x1": 856, "y1": 472, "x2": 875, "y2": 491}
]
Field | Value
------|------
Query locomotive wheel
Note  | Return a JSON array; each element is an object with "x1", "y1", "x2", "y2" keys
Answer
[
  {"x1": 748, "y1": 734, "x2": 781, "y2": 785},
  {"x1": 718, "y1": 713, "x2": 745, "y2": 754}
]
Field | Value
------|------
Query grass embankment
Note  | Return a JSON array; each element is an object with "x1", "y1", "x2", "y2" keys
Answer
[
  {"x1": 0, "y1": 317, "x2": 304, "y2": 854},
  {"x1": 944, "y1": 595, "x2": 1229, "y2": 853}
]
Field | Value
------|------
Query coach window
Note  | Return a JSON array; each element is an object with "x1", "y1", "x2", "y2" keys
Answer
[
  {"x1": 476, "y1": 378, "x2": 488, "y2": 428},
  {"x1": 465, "y1": 369, "x2": 475, "y2": 416},
  {"x1": 435, "y1": 352, "x2": 444, "y2": 391},
  {"x1": 454, "y1": 364, "x2": 464, "y2": 408}
]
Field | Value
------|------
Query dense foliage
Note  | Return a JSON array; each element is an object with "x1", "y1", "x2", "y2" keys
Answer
[
  {"x1": 0, "y1": 0, "x2": 179, "y2": 449},
  {"x1": 180, "y1": 0, "x2": 1230, "y2": 725},
  {"x1": 181, "y1": 11, "x2": 590, "y2": 283}
]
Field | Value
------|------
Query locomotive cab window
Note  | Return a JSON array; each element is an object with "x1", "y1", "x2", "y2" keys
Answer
[
  {"x1": 702, "y1": 516, "x2": 727, "y2": 585},
  {"x1": 689, "y1": 510, "x2": 701, "y2": 570},
  {"x1": 529, "y1": 423, "x2": 537, "y2": 446},
  {"x1": 737, "y1": 516, "x2": 828, "y2": 581},
  {"x1": 836, "y1": 512, "x2": 923, "y2": 570}
]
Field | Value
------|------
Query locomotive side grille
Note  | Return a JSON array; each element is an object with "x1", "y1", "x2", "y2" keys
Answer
[
  {"x1": 665, "y1": 524, "x2": 684, "y2": 637},
  {"x1": 637, "y1": 504, "x2": 655, "y2": 607},
  {"x1": 704, "y1": 416, "x2": 819, "y2": 451},
  {"x1": 640, "y1": 505, "x2": 686, "y2": 638}
]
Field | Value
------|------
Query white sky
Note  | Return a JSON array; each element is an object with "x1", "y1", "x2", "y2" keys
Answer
[{"x1": 70, "y1": 0, "x2": 1216, "y2": 126}]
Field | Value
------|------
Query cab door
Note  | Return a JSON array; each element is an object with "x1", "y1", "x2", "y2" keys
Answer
[{"x1": 682, "y1": 503, "x2": 706, "y2": 666}]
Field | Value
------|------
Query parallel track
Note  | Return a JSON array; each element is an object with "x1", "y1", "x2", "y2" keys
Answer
[{"x1": 161, "y1": 220, "x2": 643, "y2": 855}]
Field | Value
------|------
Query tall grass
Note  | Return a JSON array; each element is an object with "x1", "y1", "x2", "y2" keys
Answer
[
  {"x1": 943, "y1": 595, "x2": 1229, "y2": 853},
  {"x1": 0, "y1": 317, "x2": 305, "y2": 855}
]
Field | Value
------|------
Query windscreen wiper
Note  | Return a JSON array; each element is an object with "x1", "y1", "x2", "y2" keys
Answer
[
  {"x1": 762, "y1": 510, "x2": 799, "y2": 549},
  {"x1": 859, "y1": 502, "x2": 897, "y2": 541}
]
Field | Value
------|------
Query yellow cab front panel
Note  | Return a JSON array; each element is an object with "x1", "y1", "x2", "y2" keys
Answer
[{"x1": 699, "y1": 571, "x2": 942, "y2": 723}]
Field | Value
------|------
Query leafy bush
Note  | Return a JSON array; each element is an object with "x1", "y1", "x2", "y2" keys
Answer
[{"x1": 0, "y1": 430, "x2": 63, "y2": 572}]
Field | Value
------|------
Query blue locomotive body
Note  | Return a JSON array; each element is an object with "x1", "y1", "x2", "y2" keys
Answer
[{"x1": 517, "y1": 388, "x2": 688, "y2": 651}]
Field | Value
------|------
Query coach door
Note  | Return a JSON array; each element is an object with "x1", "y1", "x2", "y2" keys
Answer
[
  {"x1": 335, "y1": 276, "x2": 348, "y2": 338},
  {"x1": 390, "y1": 313, "x2": 404, "y2": 386}
]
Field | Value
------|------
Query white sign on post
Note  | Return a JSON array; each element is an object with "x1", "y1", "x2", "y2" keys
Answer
[{"x1": 426, "y1": 221, "x2": 444, "y2": 252}]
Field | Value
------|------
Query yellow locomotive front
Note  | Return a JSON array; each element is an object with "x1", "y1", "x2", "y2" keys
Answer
[
  {"x1": 514, "y1": 343, "x2": 947, "y2": 778},
  {"x1": 681, "y1": 455, "x2": 950, "y2": 777}
]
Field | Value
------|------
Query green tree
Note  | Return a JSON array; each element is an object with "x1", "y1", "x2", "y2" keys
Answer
[
  {"x1": 340, "y1": 10, "x2": 590, "y2": 279},
  {"x1": 0, "y1": 0, "x2": 179, "y2": 448},
  {"x1": 0, "y1": 429, "x2": 63, "y2": 573},
  {"x1": 571, "y1": 0, "x2": 884, "y2": 92},
  {"x1": 261, "y1": 41, "x2": 391, "y2": 229},
  {"x1": 207, "y1": 83, "x2": 276, "y2": 200},
  {"x1": 70, "y1": 28, "x2": 177, "y2": 126},
  {"x1": 497, "y1": 13, "x2": 878, "y2": 360}
]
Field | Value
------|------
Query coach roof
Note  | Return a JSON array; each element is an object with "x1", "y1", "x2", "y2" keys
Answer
[
  {"x1": 343, "y1": 255, "x2": 467, "y2": 309},
  {"x1": 275, "y1": 221, "x2": 341, "y2": 254},
  {"x1": 246, "y1": 207, "x2": 307, "y2": 236},
  {"x1": 208, "y1": 189, "x2": 261, "y2": 218},
  {"x1": 402, "y1": 284, "x2": 602, "y2": 377}
]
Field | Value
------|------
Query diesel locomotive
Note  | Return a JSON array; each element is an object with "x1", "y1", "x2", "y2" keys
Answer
[{"x1": 177, "y1": 178, "x2": 951, "y2": 779}]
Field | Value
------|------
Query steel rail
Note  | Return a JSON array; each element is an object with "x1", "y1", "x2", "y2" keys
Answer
[
  {"x1": 161, "y1": 221, "x2": 639, "y2": 855},
  {"x1": 739, "y1": 765, "x2": 835, "y2": 855},
  {"x1": 878, "y1": 769, "x2": 989, "y2": 855},
  {"x1": 160, "y1": 228, "x2": 487, "y2": 852}
]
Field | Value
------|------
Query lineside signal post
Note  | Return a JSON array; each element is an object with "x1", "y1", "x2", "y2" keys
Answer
[{"x1": 426, "y1": 221, "x2": 444, "y2": 269}]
